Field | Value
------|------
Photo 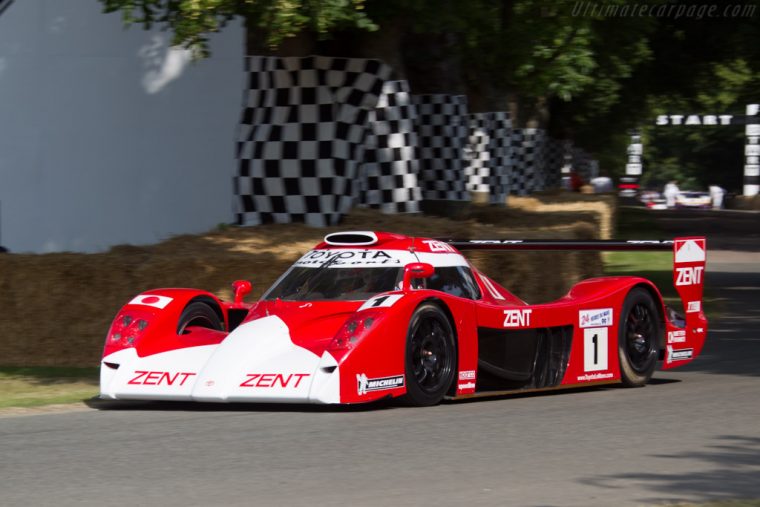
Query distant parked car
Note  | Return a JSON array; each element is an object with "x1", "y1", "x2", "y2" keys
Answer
[{"x1": 676, "y1": 191, "x2": 712, "y2": 209}]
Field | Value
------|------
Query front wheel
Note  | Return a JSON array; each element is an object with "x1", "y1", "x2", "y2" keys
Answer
[
  {"x1": 177, "y1": 301, "x2": 223, "y2": 335},
  {"x1": 618, "y1": 288, "x2": 660, "y2": 387},
  {"x1": 402, "y1": 303, "x2": 456, "y2": 406}
]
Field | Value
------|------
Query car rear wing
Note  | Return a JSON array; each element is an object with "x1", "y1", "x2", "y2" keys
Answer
[
  {"x1": 443, "y1": 239, "x2": 675, "y2": 251},
  {"x1": 443, "y1": 236, "x2": 708, "y2": 368}
]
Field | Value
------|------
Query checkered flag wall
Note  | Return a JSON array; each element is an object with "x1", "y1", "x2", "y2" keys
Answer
[
  {"x1": 234, "y1": 55, "x2": 391, "y2": 226},
  {"x1": 543, "y1": 137, "x2": 565, "y2": 188},
  {"x1": 357, "y1": 80, "x2": 422, "y2": 213},
  {"x1": 509, "y1": 129, "x2": 529, "y2": 195},
  {"x1": 412, "y1": 94, "x2": 470, "y2": 201},
  {"x1": 464, "y1": 111, "x2": 512, "y2": 204}
]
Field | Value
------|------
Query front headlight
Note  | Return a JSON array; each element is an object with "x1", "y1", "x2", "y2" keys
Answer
[
  {"x1": 102, "y1": 308, "x2": 154, "y2": 357},
  {"x1": 326, "y1": 309, "x2": 385, "y2": 361}
]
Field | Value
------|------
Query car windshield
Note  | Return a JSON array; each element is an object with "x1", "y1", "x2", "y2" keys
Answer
[{"x1": 263, "y1": 265, "x2": 403, "y2": 301}]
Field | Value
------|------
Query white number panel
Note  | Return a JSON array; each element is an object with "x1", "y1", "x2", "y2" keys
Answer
[{"x1": 583, "y1": 327, "x2": 609, "y2": 372}]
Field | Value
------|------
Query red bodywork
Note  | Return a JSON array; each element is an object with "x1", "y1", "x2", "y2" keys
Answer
[{"x1": 101, "y1": 233, "x2": 708, "y2": 404}]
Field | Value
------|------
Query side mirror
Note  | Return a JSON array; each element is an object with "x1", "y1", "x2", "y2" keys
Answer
[
  {"x1": 231, "y1": 280, "x2": 252, "y2": 307},
  {"x1": 402, "y1": 263, "x2": 435, "y2": 292}
]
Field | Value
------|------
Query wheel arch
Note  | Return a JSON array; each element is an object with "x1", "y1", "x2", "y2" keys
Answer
[
  {"x1": 631, "y1": 282, "x2": 666, "y2": 354},
  {"x1": 184, "y1": 295, "x2": 227, "y2": 331},
  {"x1": 419, "y1": 296, "x2": 459, "y2": 395}
]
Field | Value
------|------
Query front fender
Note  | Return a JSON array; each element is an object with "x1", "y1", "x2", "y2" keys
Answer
[{"x1": 102, "y1": 288, "x2": 229, "y2": 360}]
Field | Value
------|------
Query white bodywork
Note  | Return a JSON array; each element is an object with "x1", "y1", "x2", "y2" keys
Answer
[{"x1": 100, "y1": 316, "x2": 341, "y2": 404}]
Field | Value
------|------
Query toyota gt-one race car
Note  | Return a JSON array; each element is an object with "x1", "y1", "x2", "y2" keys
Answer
[{"x1": 100, "y1": 232, "x2": 708, "y2": 406}]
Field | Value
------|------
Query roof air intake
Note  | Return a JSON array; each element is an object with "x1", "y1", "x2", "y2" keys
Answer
[{"x1": 324, "y1": 231, "x2": 378, "y2": 246}]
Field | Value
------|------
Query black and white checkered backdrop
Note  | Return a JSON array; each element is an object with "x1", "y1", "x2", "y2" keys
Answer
[
  {"x1": 234, "y1": 55, "x2": 391, "y2": 226},
  {"x1": 356, "y1": 80, "x2": 422, "y2": 213},
  {"x1": 465, "y1": 112, "x2": 512, "y2": 203},
  {"x1": 412, "y1": 94, "x2": 470, "y2": 202},
  {"x1": 233, "y1": 56, "x2": 597, "y2": 223}
]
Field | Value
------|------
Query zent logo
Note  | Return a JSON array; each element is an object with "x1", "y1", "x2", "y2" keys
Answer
[
  {"x1": 676, "y1": 267, "x2": 704, "y2": 286},
  {"x1": 240, "y1": 373, "x2": 310, "y2": 388},
  {"x1": 128, "y1": 371, "x2": 196, "y2": 386},
  {"x1": 503, "y1": 309, "x2": 532, "y2": 328},
  {"x1": 422, "y1": 240, "x2": 457, "y2": 253}
]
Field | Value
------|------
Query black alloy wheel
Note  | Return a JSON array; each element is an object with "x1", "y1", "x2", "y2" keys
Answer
[
  {"x1": 402, "y1": 303, "x2": 456, "y2": 406},
  {"x1": 618, "y1": 288, "x2": 660, "y2": 387}
]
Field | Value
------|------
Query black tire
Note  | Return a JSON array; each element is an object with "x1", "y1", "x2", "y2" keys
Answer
[
  {"x1": 618, "y1": 288, "x2": 660, "y2": 387},
  {"x1": 177, "y1": 301, "x2": 224, "y2": 335},
  {"x1": 402, "y1": 303, "x2": 456, "y2": 406}
]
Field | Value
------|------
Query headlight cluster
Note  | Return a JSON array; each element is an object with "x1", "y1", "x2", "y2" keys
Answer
[
  {"x1": 103, "y1": 308, "x2": 153, "y2": 356},
  {"x1": 327, "y1": 309, "x2": 384, "y2": 360}
]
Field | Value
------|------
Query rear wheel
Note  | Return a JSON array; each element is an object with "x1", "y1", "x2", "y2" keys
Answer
[
  {"x1": 177, "y1": 301, "x2": 223, "y2": 335},
  {"x1": 402, "y1": 303, "x2": 456, "y2": 406},
  {"x1": 618, "y1": 288, "x2": 660, "y2": 387}
]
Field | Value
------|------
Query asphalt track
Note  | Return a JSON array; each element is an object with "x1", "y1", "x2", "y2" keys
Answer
[{"x1": 2, "y1": 212, "x2": 759, "y2": 506}]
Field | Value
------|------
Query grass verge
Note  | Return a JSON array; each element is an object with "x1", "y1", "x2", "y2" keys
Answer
[{"x1": 0, "y1": 367, "x2": 98, "y2": 409}]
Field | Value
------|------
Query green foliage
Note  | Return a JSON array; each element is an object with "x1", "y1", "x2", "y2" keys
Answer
[
  {"x1": 98, "y1": 0, "x2": 760, "y2": 190},
  {"x1": 100, "y1": 0, "x2": 377, "y2": 58}
]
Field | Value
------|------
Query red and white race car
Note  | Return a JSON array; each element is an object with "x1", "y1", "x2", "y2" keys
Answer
[{"x1": 100, "y1": 232, "x2": 708, "y2": 406}]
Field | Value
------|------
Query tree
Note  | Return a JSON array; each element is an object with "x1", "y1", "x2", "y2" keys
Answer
[{"x1": 100, "y1": 0, "x2": 760, "y2": 190}]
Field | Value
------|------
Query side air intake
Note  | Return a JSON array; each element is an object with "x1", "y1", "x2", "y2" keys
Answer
[{"x1": 324, "y1": 231, "x2": 378, "y2": 246}]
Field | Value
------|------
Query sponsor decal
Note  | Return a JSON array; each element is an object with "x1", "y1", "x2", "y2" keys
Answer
[
  {"x1": 422, "y1": 240, "x2": 457, "y2": 253},
  {"x1": 240, "y1": 373, "x2": 310, "y2": 388},
  {"x1": 676, "y1": 266, "x2": 704, "y2": 286},
  {"x1": 295, "y1": 249, "x2": 403, "y2": 267},
  {"x1": 668, "y1": 330, "x2": 686, "y2": 344},
  {"x1": 128, "y1": 370, "x2": 196, "y2": 386},
  {"x1": 696, "y1": 327, "x2": 704, "y2": 333},
  {"x1": 358, "y1": 294, "x2": 404, "y2": 311},
  {"x1": 667, "y1": 346, "x2": 694, "y2": 362},
  {"x1": 674, "y1": 239, "x2": 706, "y2": 264},
  {"x1": 579, "y1": 308, "x2": 613, "y2": 328},
  {"x1": 577, "y1": 372, "x2": 614, "y2": 382},
  {"x1": 481, "y1": 276, "x2": 505, "y2": 300},
  {"x1": 687, "y1": 301, "x2": 701, "y2": 313},
  {"x1": 503, "y1": 309, "x2": 533, "y2": 328},
  {"x1": 356, "y1": 373, "x2": 404, "y2": 395},
  {"x1": 458, "y1": 370, "x2": 476, "y2": 380},
  {"x1": 458, "y1": 382, "x2": 476, "y2": 390},
  {"x1": 129, "y1": 295, "x2": 173, "y2": 309}
]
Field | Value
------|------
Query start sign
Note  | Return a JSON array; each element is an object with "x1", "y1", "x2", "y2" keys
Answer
[{"x1": 656, "y1": 114, "x2": 734, "y2": 126}]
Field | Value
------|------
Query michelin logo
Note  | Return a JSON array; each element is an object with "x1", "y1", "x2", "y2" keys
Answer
[{"x1": 357, "y1": 374, "x2": 404, "y2": 395}]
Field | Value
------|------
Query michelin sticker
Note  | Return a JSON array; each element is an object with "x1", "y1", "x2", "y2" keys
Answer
[{"x1": 356, "y1": 374, "x2": 404, "y2": 395}]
